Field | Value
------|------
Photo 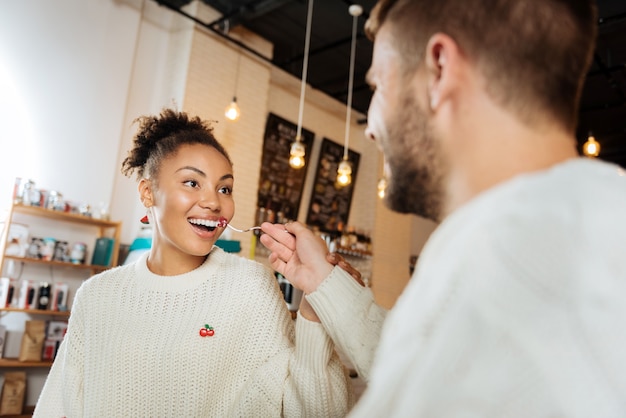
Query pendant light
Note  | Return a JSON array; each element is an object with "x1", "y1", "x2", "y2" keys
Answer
[
  {"x1": 224, "y1": 98, "x2": 240, "y2": 121},
  {"x1": 377, "y1": 177, "x2": 387, "y2": 199},
  {"x1": 289, "y1": 0, "x2": 315, "y2": 169},
  {"x1": 582, "y1": 132, "x2": 600, "y2": 157},
  {"x1": 225, "y1": 51, "x2": 242, "y2": 121},
  {"x1": 336, "y1": 4, "x2": 362, "y2": 187}
]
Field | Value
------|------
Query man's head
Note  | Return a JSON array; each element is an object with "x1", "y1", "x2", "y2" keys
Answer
[{"x1": 364, "y1": 0, "x2": 597, "y2": 221}]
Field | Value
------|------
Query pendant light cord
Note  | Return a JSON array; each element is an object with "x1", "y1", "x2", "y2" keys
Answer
[
  {"x1": 233, "y1": 51, "x2": 241, "y2": 99},
  {"x1": 343, "y1": 9, "x2": 359, "y2": 160},
  {"x1": 296, "y1": 0, "x2": 314, "y2": 140}
]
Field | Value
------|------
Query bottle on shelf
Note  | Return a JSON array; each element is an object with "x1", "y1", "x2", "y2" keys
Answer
[{"x1": 37, "y1": 282, "x2": 50, "y2": 310}]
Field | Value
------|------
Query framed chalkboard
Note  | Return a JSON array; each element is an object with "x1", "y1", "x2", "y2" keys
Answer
[
  {"x1": 256, "y1": 113, "x2": 314, "y2": 223},
  {"x1": 306, "y1": 138, "x2": 360, "y2": 233}
]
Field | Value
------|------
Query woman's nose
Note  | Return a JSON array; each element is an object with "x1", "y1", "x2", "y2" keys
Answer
[{"x1": 199, "y1": 190, "x2": 220, "y2": 211}]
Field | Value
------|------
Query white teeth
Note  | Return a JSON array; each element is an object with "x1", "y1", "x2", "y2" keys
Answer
[{"x1": 189, "y1": 218, "x2": 219, "y2": 227}]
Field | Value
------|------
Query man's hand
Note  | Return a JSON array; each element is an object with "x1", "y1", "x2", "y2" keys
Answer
[{"x1": 260, "y1": 221, "x2": 332, "y2": 294}]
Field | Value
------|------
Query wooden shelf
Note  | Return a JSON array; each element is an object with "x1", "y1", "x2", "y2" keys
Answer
[
  {"x1": 11, "y1": 204, "x2": 119, "y2": 228},
  {"x1": 4, "y1": 255, "x2": 110, "y2": 272},
  {"x1": 0, "y1": 307, "x2": 70, "y2": 318},
  {"x1": 1, "y1": 202, "x2": 122, "y2": 268},
  {"x1": 0, "y1": 358, "x2": 53, "y2": 368},
  {"x1": 0, "y1": 405, "x2": 35, "y2": 418}
]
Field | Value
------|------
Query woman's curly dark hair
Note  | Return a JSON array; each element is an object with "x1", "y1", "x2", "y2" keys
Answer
[{"x1": 121, "y1": 108, "x2": 232, "y2": 181}]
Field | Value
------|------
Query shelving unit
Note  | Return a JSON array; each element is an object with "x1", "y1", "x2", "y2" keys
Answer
[
  {"x1": 0, "y1": 202, "x2": 121, "y2": 416},
  {"x1": 0, "y1": 358, "x2": 54, "y2": 368},
  {"x1": 0, "y1": 307, "x2": 71, "y2": 318},
  {"x1": 2, "y1": 255, "x2": 110, "y2": 273},
  {"x1": 1, "y1": 405, "x2": 35, "y2": 418},
  {"x1": 0, "y1": 203, "x2": 122, "y2": 273}
]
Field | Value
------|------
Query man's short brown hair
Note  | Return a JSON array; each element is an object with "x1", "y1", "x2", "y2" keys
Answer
[{"x1": 366, "y1": 0, "x2": 598, "y2": 132}]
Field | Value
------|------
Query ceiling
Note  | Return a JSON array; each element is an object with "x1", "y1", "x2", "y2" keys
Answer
[{"x1": 156, "y1": 0, "x2": 626, "y2": 169}]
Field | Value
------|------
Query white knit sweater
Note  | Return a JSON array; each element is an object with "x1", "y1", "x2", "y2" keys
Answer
[
  {"x1": 311, "y1": 158, "x2": 626, "y2": 417},
  {"x1": 33, "y1": 248, "x2": 351, "y2": 417}
]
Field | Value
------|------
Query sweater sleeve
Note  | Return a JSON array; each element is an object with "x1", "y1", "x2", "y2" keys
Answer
[
  {"x1": 306, "y1": 266, "x2": 387, "y2": 381},
  {"x1": 282, "y1": 312, "x2": 353, "y2": 417},
  {"x1": 229, "y1": 262, "x2": 352, "y2": 418},
  {"x1": 33, "y1": 285, "x2": 86, "y2": 417}
]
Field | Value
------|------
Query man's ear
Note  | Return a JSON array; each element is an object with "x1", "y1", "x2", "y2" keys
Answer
[
  {"x1": 138, "y1": 178, "x2": 153, "y2": 208},
  {"x1": 424, "y1": 33, "x2": 461, "y2": 111}
]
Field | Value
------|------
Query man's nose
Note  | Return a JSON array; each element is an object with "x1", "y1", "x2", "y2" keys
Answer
[{"x1": 365, "y1": 125, "x2": 376, "y2": 142}]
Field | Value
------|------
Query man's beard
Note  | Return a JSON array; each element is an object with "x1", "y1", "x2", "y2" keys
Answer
[{"x1": 382, "y1": 93, "x2": 445, "y2": 222}]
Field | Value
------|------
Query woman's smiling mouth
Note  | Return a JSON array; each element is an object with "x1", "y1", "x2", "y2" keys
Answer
[{"x1": 188, "y1": 218, "x2": 221, "y2": 232}]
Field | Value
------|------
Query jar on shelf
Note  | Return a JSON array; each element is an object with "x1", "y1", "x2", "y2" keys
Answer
[
  {"x1": 53, "y1": 240, "x2": 69, "y2": 262},
  {"x1": 40, "y1": 238, "x2": 56, "y2": 261},
  {"x1": 27, "y1": 237, "x2": 43, "y2": 259},
  {"x1": 12, "y1": 177, "x2": 25, "y2": 204},
  {"x1": 70, "y1": 242, "x2": 87, "y2": 264},
  {"x1": 46, "y1": 190, "x2": 64, "y2": 211},
  {"x1": 20, "y1": 179, "x2": 36, "y2": 206}
]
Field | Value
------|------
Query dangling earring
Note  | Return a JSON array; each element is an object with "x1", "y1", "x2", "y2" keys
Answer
[{"x1": 140, "y1": 215, "x2": 149, "y2": 224}]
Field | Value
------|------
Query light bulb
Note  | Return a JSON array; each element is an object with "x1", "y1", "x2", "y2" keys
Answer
[
  {"x1": 225, "y1": 97, "x2": 240, "y2": 121},
  {"x1": 377, "y1": 178, "x2": 387, "y2": 199},
  {"x1": 583, "y1": 134, "x2": 600, "y2": 157},
  {"x1": 336, "y1": 159, "x2": 352, "y2": 187},
  {"x1": 289, "y1": 139, "x2": 306, "y2": 169}
]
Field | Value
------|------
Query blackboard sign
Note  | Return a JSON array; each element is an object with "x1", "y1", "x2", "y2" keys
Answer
[
  {"x1": 256, "y1": 113, "x2": 314, "y2": 223},
  {"x1": 306, "y1": 138, "x2": 360, "y2": 233}
]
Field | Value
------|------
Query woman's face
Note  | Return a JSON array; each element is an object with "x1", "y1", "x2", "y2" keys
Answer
[{"x1": 141, "y1": 143, "x2": 235, "y2": 269}]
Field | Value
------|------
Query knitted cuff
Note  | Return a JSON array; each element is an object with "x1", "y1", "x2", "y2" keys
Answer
[
  {"x1": 294, "y1": 312, "x2": 334, "y2": 371},
  {"x1": 306, "y1": 266, "x2": 369, "y2": 327}
]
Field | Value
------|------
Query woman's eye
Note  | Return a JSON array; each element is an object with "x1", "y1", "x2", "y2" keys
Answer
[
  {"x1": 219, "y1": 186, "x2": 233, "y2": 195},
  {"x1": 184, "y1": 180, "x2": 199, "y2": 188}
]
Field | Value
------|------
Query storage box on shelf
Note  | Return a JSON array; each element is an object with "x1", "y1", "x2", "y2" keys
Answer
[{"x1": 0, "y1": 201, "x2": 121, "y2": 414}]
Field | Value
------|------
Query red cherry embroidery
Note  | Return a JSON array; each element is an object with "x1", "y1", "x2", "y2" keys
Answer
[{"x1": 199, "y1": 324, "x2": 214, "y2": 337}]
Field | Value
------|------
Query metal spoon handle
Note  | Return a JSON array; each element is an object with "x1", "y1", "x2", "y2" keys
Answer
[{"x1": 226, "y1": 224, "x2": 262, "y2": 233}]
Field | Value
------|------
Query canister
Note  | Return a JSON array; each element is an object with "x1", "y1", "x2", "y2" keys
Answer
[
  {"x1": 70, "y1": 242, "x2": 87, "y2": 264},
  {"x1": 46, "y1": 191, "x2": 63, "y2": 211},
  {"x1": 53, "y1": 241, "x2": 69, "y2": 262},
  {"x1": 27, "y1": 237, "x2": 43, "y2": 259},
  {"x1": 40, "y1": 238, "x2": 56, "y2": 261},
  {"x1": 21, "y1": 180, "x2": 35, "y2": 206},
  {"x1": 12, "y1": 177, "x2": 24, "y2": 204}
]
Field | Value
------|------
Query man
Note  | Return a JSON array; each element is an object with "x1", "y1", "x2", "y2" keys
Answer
[{"x1": 261, "y1": 0, "x2": 626, "y2": 416}]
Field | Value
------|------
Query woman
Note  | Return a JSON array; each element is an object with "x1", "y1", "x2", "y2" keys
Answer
[{"x1": 34, "y1": 108, "x2": 351, "y2": 417}]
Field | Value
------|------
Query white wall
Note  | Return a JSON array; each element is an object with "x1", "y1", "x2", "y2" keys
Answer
[
  {"x1": 0, "y1": 0, "x2": 190, "y2": 406},
  {"x1": 0, "y1": 0, "x2": 200, "y2": 245},
  {"x1": 0, "y1": 0, "x2": 143, "y2": 217}
]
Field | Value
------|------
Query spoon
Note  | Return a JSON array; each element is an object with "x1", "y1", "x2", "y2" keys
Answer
[
  {"x1": 218, "y1": 217, "x2": 261, "y2": 233},
  {"x1": 226, "y1": 224, "x2": 262, "y2": 233}
]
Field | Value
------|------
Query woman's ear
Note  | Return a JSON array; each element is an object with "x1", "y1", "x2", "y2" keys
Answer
[{"x1": 138, "y1": 178, "x2": 154, "y2": 208}]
